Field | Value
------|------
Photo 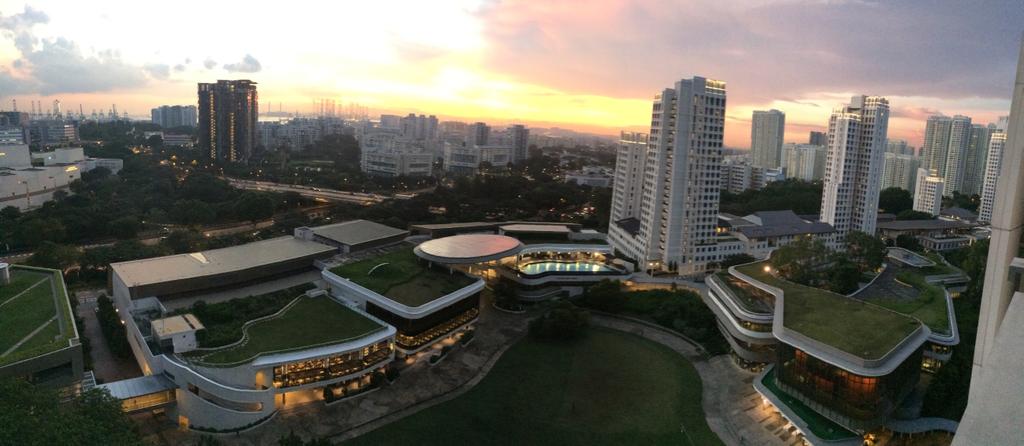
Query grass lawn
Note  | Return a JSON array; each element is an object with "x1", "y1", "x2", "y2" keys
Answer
[
  {"x1": 191, "y1": 296, "x2": 385, "y2": 366},
  {"x1": 344, "y1": 328, "x2": 722, "y2": 446},
  {"x1": 0, "y1": 271, "x2": 56, "y2": 354},
  {"x1": 737, "y1": 262, "x2": 919, "y2": 360},
  {"x1": 0, "y1": 271, "x2": 47, "y2": 306},
  {"x1": 11, "y1": 319, "x2": 60, "y2": 355},
  {"x1": 330, "y1": 249, "x2": 476, "y2": 307}
]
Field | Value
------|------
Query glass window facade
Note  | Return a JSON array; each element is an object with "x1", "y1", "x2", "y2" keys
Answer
[
  {"x1": 272, "y1": 340, "x2": 392, "y2": 388},
  {"x1": 367, "y1": 293, "x2": 480, "y2": 351},
  {"x1": 775, "y1": 343, "x2": 922, "y2": 430}
]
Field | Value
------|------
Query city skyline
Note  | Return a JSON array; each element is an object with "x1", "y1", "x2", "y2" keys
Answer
[{"x1": 0, "y1": 1, "x2": 1021, "y2": 148}]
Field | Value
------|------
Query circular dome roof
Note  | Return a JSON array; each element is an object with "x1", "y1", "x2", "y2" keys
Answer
[{"x1": 414, "y1": 234, "x2": 524, "y2": 264}]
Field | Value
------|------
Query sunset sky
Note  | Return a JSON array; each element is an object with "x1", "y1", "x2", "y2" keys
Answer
[{"x1": 0, "y1": 0, "x2": 1022, "y2": 148}]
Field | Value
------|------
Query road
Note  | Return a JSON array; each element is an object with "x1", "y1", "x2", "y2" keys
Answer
[
  {"x1": 223, "y1": 177, "x2": 388, "y2": 205},
  {"x1": 0, "y1": 217, "x2": 279, "y2": 263}
]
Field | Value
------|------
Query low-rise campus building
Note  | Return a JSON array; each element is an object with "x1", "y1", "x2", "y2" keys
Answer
[
  {"x1": 704, "y1": 248, "x2": 961, "y2": 444},
  {"x1": 0, "y1": 264, "x2": 84, "y2": 391},
  {"x1": 104, "y1": 220, "x2": 628, "y2": 431}
]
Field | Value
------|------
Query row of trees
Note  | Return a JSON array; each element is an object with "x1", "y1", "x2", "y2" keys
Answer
[
  {"x1": 96, "y1": 295, "x2": 132, "y2": 359},
  {"x1": 922, "y1": 240, "x2": 989, "y2": 420},
  {"x1": 581, "y1": 280, "x2": 729, "y2": 355},
  {"x1": 720, "y1": 179, "x2": 823, "y2": 216}
]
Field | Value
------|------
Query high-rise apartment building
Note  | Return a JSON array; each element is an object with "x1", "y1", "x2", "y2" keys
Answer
[
  {"x1": 750, "y1": 109, "x2": 785, "y2": 168},
  {"x1": 913, "y1": 169, "x2": 944, "y2": 216},
  {"x1": 954, "y1": 43, "x2": 1024, "y2": 446},
  {"x1": 466, "y1": 122, "x2": 490, "y2": 146},
  {"x1": 399, "y1": 114, "x2": 438, "y2": 141},
  {"x1": 151, "y1": 105, "x2": 198, "y2": 128},
  {"x1": 961, "y1": 124, "x2": 995, "y2": 196},
  {"x1": 198, "y1": 80, "x2": 259, "y2": 163},
  {"x1": 809, "y1": 131, "x2": 827, "y2": 146},
  {"x1": 508, "y1": 124, "x2": 530, "y2": 163},
  {"x1": 944, "y1": 116, "x2": 974, "y2": 194},
  {"x1": 881, "y1": 152, "x2": 922, "y2": 192},
  {"x1": 608, "y1": 76, "x2": 725, "y2": 276},
  {"x1": 978, "y1": 131, "x2": 1006, "y2": 223},
  {"x1": 782, "y1": 143, "x2": 827, "y2": 181},
  {"x1": 609, "y1": 132, "x2": 649, "y2": 222},
  {"x1": 819, "y1": 95, "x2": 889, "y2": 240},
  {"x1": 886, "y1": 139, "x2": 914, "y2": 155},
  {"x1": 923, "y1": 114, "x2": 972, "y2": 194}
]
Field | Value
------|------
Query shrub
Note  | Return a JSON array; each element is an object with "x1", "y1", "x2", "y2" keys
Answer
[
  {"x1": 385, "y1": 367, "x2": 400, "y2": 381},
  {"x1": 96, "y1": 295, "x2": 132, "y2": 359},
  {"x1": 370, "y1": 371, "x2": 386, "y2": 388},
  {"x1": 460, "y1": 330, "x2": 475, "y2": 345},
  {"x1": 529, "y1": 301, "x2": 590, "y2": 341}
]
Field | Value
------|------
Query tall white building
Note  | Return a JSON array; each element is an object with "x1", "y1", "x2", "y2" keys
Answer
[
  {"x1": 913, "y1": 168, "x2": 944, "y2": 216},
  {"x1": 881, "y1": 152, "x2": 922, "y2": 192},
  {"x1": 954, "y1": 42, "x2": 1024, "y2": 446},
  {"x1": 819, "y1": 95, "x2": 889, "y2": 240},
  {"x1": 978, "y1": 131, "x2": 1006, "y2": 223},
  {"x1": 782, "y1": 143, "x2": 827, "y2": 181},
  {"x1": 750, "y1": 109, "x2": 785, "y2": 169},
  {"x1": 608, "y1": 76, "x2": 725, "y2": 276},
  {"x1": 609, "y1": 131, "x2": 649, "y2": 222}
]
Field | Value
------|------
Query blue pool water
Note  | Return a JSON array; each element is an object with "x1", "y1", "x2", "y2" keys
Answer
[{"x1": 518, "y1": 261, "x2": 615, "y2": 275}]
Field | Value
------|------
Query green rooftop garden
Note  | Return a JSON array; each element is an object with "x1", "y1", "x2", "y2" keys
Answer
[
  {"x1": 330, "y1": 249, "x2": 477, "y2": 307},
  {"x1": 871, "y1": 270, "x2": 951, "y2": 334},
  {"x1": 188, "y1": 295, "x2": 385, "y2": 366},
  {"x1": 760, "y1": 368, "x2": 859, "y2": 442},
  {"x1": 0, "y1": 266, "x2": 76, "y2": 366},
  {"x1": 736, "y1": 262, "x2": 920, "y2": 360},
  {"x1": 713, "y1": 270, "x2": 774, "y2": 314}
]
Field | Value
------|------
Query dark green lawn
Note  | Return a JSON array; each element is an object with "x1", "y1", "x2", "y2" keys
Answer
[
  {"x1": 0, "y1": 272, "x2": 56, "y2": 354},
  {"x1": 330, "y1": 249, "x2": 475, "y2": 307},
  {"x1": 344, "y1": 328, "x2": 722, "y2": 446},
  {"x1": 191, "y1": 296, "x2": 385, "y2": 366}
]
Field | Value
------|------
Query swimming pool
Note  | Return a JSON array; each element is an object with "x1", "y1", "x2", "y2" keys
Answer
[{"x1": 517, "y1": 261, "x2": 616, "y2": 275}]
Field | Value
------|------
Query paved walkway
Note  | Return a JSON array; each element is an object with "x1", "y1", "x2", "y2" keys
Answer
[{"x1": 77, "y1": 299, "x2": 142, "y2": 383}]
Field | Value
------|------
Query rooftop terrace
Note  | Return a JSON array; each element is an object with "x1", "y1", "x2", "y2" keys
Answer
[
  {"x1": 0, "y1": 266, "x2": 76, "y2": 366},
  {"x1": 330, "y1": 249, "x2": 477, "y2": 307},
  {"x1": 856, "y1": 264, "x2": 952, "y2": 335},
  {"x1": 187, "y1": 295, "x2": 385, "y2": 366},
  {"x1": 735, "y1": 262, "x2": 920, "y2": 360},
  {"x1": 713, "y1": 270, "x2": 774, "y2": 314}
]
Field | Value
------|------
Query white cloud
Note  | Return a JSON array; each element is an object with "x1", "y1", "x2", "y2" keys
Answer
[{"x1": 223, "y1": 54, "x2": 261, "y2": 73}]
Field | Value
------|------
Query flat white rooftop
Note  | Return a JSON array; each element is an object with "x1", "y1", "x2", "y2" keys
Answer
[
  {"x1": 151, "y1": 314, "x2": 204, "y2": 338},
  {"x1": 310, "y1": 219, "x2": 408, "y2": 246},
  {"x1": 111, "y1": 236, "x2": 336, "y2": 288}
]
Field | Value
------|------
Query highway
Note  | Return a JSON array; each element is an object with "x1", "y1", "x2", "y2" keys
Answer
[{"x1": 223, "y1": 178, "x2": 388, "y2": 205}]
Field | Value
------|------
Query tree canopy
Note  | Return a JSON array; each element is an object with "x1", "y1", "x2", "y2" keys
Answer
[
  {"x1": 878, "y1": 187, "x2": 913, "y2": 214},
  {"x1": 0, "y1": 378, "x2": 142, "y2": 446}
]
